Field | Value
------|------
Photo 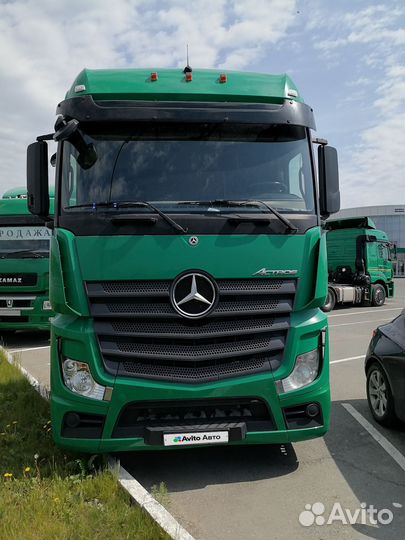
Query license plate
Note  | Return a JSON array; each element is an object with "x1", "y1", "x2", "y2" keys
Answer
[
  {"x1": 0, "y1": 309, "x2": 21, "y2": 316},
  {"x1": 163, "y1": 430, "x2": 229, "y2": 447}
]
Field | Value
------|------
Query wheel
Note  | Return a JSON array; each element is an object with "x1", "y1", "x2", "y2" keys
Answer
[
  {"x1": 371, "y1": 284, "x2": 386, "y2": 307},
  {"x1": 366, "y1": 362, "x2": 397, "y2": 427},
  {"x1": 321, "y1": 288, "x2": 336, "y2": 312},
  {"x1": 0, "y1": 329, "x2": 15, "y2": 344}
]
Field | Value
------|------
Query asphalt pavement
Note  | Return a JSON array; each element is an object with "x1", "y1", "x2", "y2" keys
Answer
[
  {"x1": 119, "y1": 280, "x2": 405, "y2": 540},
  {"x1": 2, "y1": 280, "x2": 404, "y2": 540}
]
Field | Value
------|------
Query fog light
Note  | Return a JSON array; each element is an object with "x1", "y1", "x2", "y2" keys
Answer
[
  {"x1": 42, "y1": 300, "x2": 52, "y2": 310},
  {"x1": 62, "y1": 359, "x2": 106, "y2": 400},
  {"x1": 277, "y1": 349, "x2": 319, "y2": 393},
  {"x1": 306, "y1": 403, "x2": 320, "y2": 418},
  {"x1": 64, "y1": 412, "x2": 81, "y2": 428}
]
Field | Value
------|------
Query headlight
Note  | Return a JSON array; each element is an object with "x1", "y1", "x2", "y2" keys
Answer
[
  {"x1": 62, "y1": 359, "x2": 106, "y2": 400},
  {"x1": 277, "y1": 349, "x2": 319, "y2": 393},
  {"x1": 42, "y1": 300, "x2": 52, "y2": 310}
]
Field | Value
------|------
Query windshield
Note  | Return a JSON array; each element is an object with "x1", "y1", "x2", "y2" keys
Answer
[
  {"x1": 61, "y1": 123, "x2": 315, "y2": 214},
  {"x1": 0, "y1": 226, "x2": 51, "y2": 258}
]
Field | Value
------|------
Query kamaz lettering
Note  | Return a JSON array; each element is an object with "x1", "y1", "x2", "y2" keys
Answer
[{"x1": 0, "y1": 277, "x2": 22, "y2": 283}]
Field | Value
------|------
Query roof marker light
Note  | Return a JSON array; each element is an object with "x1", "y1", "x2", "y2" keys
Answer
[
  {"x1": 74, "y1": 84, "x2": 86, "y2": 93},
  {"x1": 219, "y1": 73, "x2": 227, "y2": 84},
  {"x1": 150, "y1": 72, "x2": 158, "y2": 82},
  {"x1": 185, "y1": 71, "x2": 193, "y2": 82},
  {"x1": 287, "y1": 89, "x2": 298, "y2": 98}
]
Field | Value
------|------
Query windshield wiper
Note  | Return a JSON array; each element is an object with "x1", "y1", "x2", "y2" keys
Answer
[
  {"x1": 178, "y1": 200, "x2": 298, "y2": 232},
  {"x1": 66, "y1": 201, "x2": 188, "y2": 234},
  {"x1": 0, "y1": 250, "x2": 47, "y2": 259}
]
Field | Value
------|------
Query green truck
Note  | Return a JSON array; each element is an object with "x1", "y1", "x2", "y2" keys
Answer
[
  {"x1": 26, "y1": 67, "x2": 340, "y2": 452},
  {"x1": 323, "y1": 217, "x2": 395, "y2": 311},
  {"x1": 0, "y1": 187, "x2": 54, "y2": 332}
]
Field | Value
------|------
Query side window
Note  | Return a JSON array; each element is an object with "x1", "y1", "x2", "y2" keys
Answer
[
  {"x1": 61, "y1": 145, "x2": 78, "y2": 207},
  {"x1": 288, "y1": 153, "x2": 303, "y2": 199},
  {"x1": 377, "y1": 243, "x2": 390, "y2": 262}
]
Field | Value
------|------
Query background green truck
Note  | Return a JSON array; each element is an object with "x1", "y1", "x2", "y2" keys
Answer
[
  {"x1": 26, "y1": 67, "x2": 340, "y2": 452},
  {"x1": 323, "y1": 216, "x2": 395, "y2": 311},
  {"x1": 0, "y1": 187, "x2": 54, "y2": 332}
]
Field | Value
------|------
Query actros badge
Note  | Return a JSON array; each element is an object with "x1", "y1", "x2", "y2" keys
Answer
[
  {"x1": 170, "y1": 272, "x2": 218, "y2": 319},
  {"x1": 253, "y1": 268, "x2": 298, "y2": 276}
]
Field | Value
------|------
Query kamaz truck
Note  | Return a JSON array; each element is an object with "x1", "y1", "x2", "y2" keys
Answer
[
  {"x1": 323, "y1": 217, "x2": 395, "y2": 312},
  {"x1": 0, "y1": 187, "x2": 54, "y2": 332},
  {"x1": 26, "y1": 67, "x2": 340, "y2": 452}
]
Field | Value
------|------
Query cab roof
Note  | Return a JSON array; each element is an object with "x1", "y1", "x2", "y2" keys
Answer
[
  {"x1": 326, "y1": 216, "x2": 377, "y2": 231},
  {"x1": 66, "y1": 68, "x2": 304, "y2": 104},
  {"x1": 2, "y1": 186, "x2": 55, "y2": 199},
  {"x1": 1, "y1": 187, "x2": 54, "y2": 216}
]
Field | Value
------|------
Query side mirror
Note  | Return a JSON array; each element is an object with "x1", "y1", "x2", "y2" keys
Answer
[
  {"x1": 27, "y1": 141, "x2": 49, "y2": 217},
  {"x1": 54, "y1": 118, "x2": 97, "y2": 169},
  {"x1": 318, "y1": 145, "x2": 340, "y2": 218}
]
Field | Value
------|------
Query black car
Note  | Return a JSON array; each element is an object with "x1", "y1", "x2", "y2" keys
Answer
[{"x1": 365, "y1": 309, "x2": 405, "y2": 427}]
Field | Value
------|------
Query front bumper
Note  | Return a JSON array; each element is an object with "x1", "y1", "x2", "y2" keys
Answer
[
  {"x1": 50, "y1": 310, "x2": 330, "y2": 453},
  {"x1": 0, "y1": 294, "x2": 53, "y2": 331}
]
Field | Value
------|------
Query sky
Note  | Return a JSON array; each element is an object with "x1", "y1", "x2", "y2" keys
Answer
[{"x1": 0, "y1": 0, "x2": 404, "y2": 208}]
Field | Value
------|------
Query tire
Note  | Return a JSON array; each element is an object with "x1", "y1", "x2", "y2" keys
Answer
[
  {"x1": 322, "y1": 288, "x2": 336, "y2": 312},
  {"x1": 0, "y1": 329, "x2": 15, "y2": 341},
  {"x1": 371, "y1": 284, "x2": 386, "y2": 307},
  {"x1": 366, "y1": 362, "x2": 397, "y2": 427}
]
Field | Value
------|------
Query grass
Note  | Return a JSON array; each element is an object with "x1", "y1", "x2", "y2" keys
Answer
[{"x1": 0, "y1": 350, "x2": 170, "y2": 540}]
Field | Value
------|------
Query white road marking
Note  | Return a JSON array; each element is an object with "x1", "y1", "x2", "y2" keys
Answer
[
  {"x1": 329, "y1": 318, "x2": 392, "y2": 327},
  {"x1": 330, "y1": 355, "x2": 365, "y2": 365},
  {"x1": 328, "y1": 307, "x2": 402, "y2": 318},
  {"x1": 7, "y1": 345, "x2": 50, "y2": 353},
  {"x1": 342, "y1": 403, "x2": 405, "y2": 472}
]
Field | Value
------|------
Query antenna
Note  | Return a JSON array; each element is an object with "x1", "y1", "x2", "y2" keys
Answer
[{"x1": 183, "y1": 44, "x2": 192, "y2": 73}]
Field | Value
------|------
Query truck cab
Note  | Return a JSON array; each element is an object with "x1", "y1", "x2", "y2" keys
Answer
[
  {"x1": 323, "y1": 217, "x2": 394, "y2": 311},
  {"x1": 0, "y1": 187, "x2": 54, "y2": 332}
]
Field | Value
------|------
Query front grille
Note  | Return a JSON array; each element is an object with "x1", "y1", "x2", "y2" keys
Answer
[
  {"x1": 0, "y1": 316, "x2": 29, "y2": 323},
  {"x1": 86, "y1": 277, "x2": 296, "y2": 382},
  {"x1": 120, "y1": 355, "x2": 275, "y2": 381},
  {"x1": 0, "y1": 297, "x2": 34, "y2": 309}
]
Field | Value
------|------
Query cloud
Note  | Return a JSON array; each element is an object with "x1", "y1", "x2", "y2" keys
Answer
[
  {"x1": 341, "y1": 114, "x2": 405, "y2": 206},
  {"x1": 0, "y1": 0, "x2": 298, "y2": 193},
  {"x1": 0, "y1": 0, "x2": 403, "y2": 211},
  {"x1": 307, "y1": 1, "x2": 405, "y2": 207}
]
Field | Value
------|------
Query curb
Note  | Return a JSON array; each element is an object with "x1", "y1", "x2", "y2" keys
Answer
[
  {"x1": 1, "y1": 345, "x2": 50, "y2": 400},
  {"x1": 109, "y1": 458, "x2": 195, "y2": 540},
  {"x1": 0, "y1": 344, "x2": 195, "y2": 540}
]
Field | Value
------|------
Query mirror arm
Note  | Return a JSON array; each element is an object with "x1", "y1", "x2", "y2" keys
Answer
[{"x1": 36, "y1": 133, "x2": 54, "y2": 142}]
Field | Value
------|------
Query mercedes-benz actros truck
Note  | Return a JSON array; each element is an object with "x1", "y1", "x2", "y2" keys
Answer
[{"x1": 26, "y1": 67, "x2": 340, "y2": 452}]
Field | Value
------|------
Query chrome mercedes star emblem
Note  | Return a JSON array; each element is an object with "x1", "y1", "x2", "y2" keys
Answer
[
  {"x1": 170, "y1": 272, "x2": 217, "y2": 319},
  {"x1": 188, "y1": 236, "x2": 199, "y2": 246}
]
